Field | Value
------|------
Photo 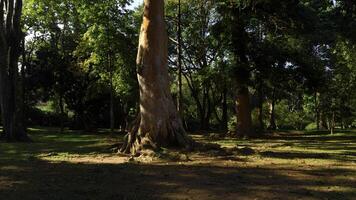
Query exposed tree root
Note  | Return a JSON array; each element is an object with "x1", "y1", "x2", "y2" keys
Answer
[{"x1": 119, "y1": 116, "x2": 194, "y2": 155}]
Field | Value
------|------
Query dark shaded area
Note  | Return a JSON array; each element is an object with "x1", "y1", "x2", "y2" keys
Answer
[{"x1": 0, "y1": 158, "x2": 355, "y2": 200}]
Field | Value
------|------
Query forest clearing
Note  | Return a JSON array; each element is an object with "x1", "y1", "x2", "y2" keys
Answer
[{"x1": 1, "y1": 0, "x2": 356, "y2": 199}]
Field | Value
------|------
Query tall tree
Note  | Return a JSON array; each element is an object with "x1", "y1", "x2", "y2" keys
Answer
[
  {"x1": 120, "y1": 0, "x2": 192, "y2": 154},
  {"x1": 0, "y1": 0, "x2": 29, "y2": 141}
]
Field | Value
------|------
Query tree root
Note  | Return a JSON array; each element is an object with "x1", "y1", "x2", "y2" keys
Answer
[{"x1": 119, "y1": 115, "x2": 193, "y2": 155}]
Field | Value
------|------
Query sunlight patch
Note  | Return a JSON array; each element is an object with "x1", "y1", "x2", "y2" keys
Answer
[{"x1": 37, "y1": 153, "x2": 127, "y2": 164}]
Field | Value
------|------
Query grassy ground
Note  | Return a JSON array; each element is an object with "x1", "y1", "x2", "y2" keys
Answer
[{"x1": 0, "y1": 128, "x2": 355, "y2": 200}]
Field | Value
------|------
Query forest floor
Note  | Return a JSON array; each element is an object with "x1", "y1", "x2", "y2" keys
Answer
[{"x1": 0, "y1": 128, "x2": 355, "y2": 200}]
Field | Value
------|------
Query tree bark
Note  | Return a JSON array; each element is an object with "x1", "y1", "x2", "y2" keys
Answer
[
  {"x1": 120, "y1": 0, "x2": 192, "y2": 154},
  {"x1": 236, "y1": 86, "x2": 254, "y2": 137},
  {"x1": 319, "y1": 111, "x2": 328, "y2": 130},
  {"x1": 268, "y1": 89, "x2": 277, "y2": 130},
  {"x1": 0, "y1": 0, "x2": 29, "y2": 141},
  {"x1": 231, "y1": 8, "x2": 255, "y2": 137}
]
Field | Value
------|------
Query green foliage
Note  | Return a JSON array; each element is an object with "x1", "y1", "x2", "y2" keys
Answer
[
  {"x1": 274, "y1": 100, "x2": 313, "y2": 130},
  {"x1": 227, "y1": 116, "x2": 238, "y2": 133},
  {"x1": 305, "y1": 122, "x2": 317, "y2": 131},
  {"x1": 15, "y1": 0, "x2": 356, "y2": 132}
]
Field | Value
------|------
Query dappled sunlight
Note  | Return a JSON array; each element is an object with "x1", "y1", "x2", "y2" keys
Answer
[
  {"x1": 1, "y1": 128, "x2": 355, "y2": 199},
  {"x1": 36, "y1": 153, "x2": 128, "y2": 164}
]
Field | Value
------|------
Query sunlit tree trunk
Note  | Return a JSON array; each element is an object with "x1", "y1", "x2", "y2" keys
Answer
[
  {"x1": 0, "y1": 0, "x2": 29, "y2": 141},
  {"x1": 120, "y1": 0, "x2": 192, "y2": 154},
  {"x1": 314, "y1": 92, "x2": 320, "y2": 130},
  {"x1": 329, "y1": 111, "x2": 335, "y2": 135},
  {"x1": 268, "y1": 88, "x2": 277, "y2": 130}
]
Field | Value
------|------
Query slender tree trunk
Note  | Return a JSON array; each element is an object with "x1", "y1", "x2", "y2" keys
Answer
[
  {"x1": 109, "y1": 52, "x2": 115, "y2": 134},
  {"x1": 177, "y1": 0, "x2": 183, "y2": 115},
  {"x1": 120, "y1": 0, "x2": 192, "y2": 154},
  {"x1": 222, "y1": 84, "x2": 228, "y2": 131},
  {"x1": 59, "y1": 93, "x2": 64, "y2": 133},
  {"x1": 199, "y1": 86, "x2": 212, "y2": 130},
  {"x1": 314, "y1": 92, "x2": 320, "y2": 130},
  {"x1": 268, "y1": 89, "x2": 277, "y2": 130},
  {"x1": 257, "y1": 78, "x2": 264, "y2": 132},
  {"x1": 330, "y1": 111, "x2": 335, "y2": 135}
]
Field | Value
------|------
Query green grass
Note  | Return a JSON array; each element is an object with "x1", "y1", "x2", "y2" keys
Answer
[
  {"x1": 0, "y1": 127, "x2": 117, "y2": 162},
  {"x1": 0, "y1": 128, "x2": 355, "y2": 200}
]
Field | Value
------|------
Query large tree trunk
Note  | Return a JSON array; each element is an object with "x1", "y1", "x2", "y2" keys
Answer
[
  {"x1": 120, "y1": 0, "x2": 192, "y2": 154},
  {"x1": 236, "y1": 86, "x2": 254, "y2": 137},
  {"x1": 231, "y1": 8, "x2": 255, "y2": 137},
  {"x1": 0, "y1": 0, "x2": 29, "y2": 141},
  {"x1": 319, "y1": 111, "x2": 328, "y2": 130}
]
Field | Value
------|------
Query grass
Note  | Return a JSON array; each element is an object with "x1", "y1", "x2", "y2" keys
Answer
[{"x1": 0, "y1": 128, "x2": 355, "y2": 200}]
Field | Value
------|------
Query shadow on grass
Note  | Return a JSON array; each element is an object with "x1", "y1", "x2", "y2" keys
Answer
[
  {"x1": 1, "y1": 128, "x2": 356, "y2": 199},
  {"x1": 0, "y1": 158, "x2": 355, "y2": 200}
]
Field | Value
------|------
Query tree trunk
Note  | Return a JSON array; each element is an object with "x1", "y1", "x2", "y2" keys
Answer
[
  {"x1": 236, "y1": 86, "x2": 254, "y2": 137},
  {"x1": 314, "y1": 92, "x2": 320, "y2": 130},
  {"x1": 257, "y1": 78, "x2": 264, "y2": 132},
  {"x1": 20, "y1": 38, "x2": 27, "y2": 131},
  {"x1": 329, "y1": 111, "x2": 335, "y2": 135},
  {"x1": 268, "y1": 101, "x2": 276, "y2": 130},
  {"x1": 231, "y1": 8, "x2": 254, "y2": 137},
  {"x1": 221, "y1": 84, "x2": 228, "y2": 131},
  {"x1": 177, "y1": 0, "x2": 183, "y2": 115},
  {"x1": 268, "y1": 89, "x2": 277, "y2": 130},
  {"x1": 120, "y1": 0, "x2": 192, "y2": 154},
  {"x1": 319, "y1": 111, "x2": 328, "y2": 130},
  {"x1": 109, "y1": 52, "x2": 115, "y2": 134},
  {"x1": 59, "y1": 94, "x2": 65, "y2": 133},
  {"x1": 0, "y1": 0, "x2": 29, "y2": 142}
]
